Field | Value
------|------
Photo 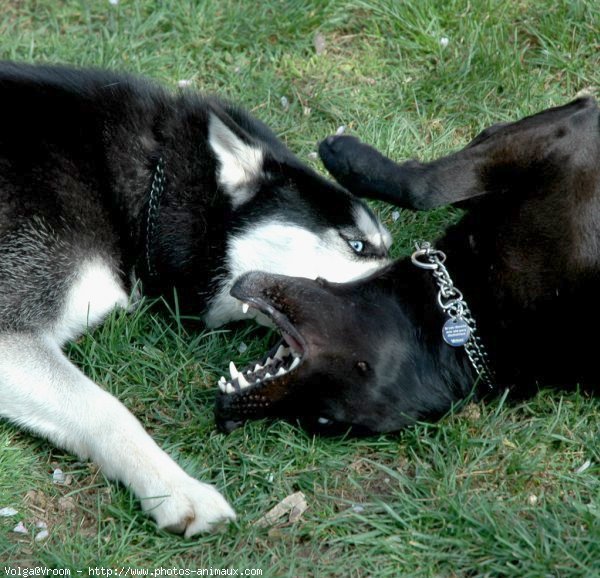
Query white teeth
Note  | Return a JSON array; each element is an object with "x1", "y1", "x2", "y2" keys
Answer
[
  {"x1": 238, "y1": 373, "x2": 250, "y2": 388},
  {"x1": 229, "y1": 361, "x2": 238, "y2": 380},
  {"x1": 254, "y1": 364, "x2": 262, "y2": 372},
  {"x1": 218, "y1": 382, "x2": 226, "y2": 393},
  {"x1": 265, "y1": 357, "x2": 273, "y2": 366},
  {"x1": 275, "y1": 345, "x2": 290, "y2": 360},
  {"x1": 276, "y1": 367, "x2": 286, "y2": 376},
  {"x1": 218, "y1": 376, "x2": 226, "y2": 385},
  {"x1": 265, "y1": 372, "x2": 272, "y2": 379},
  {"x1": 242, "y1": 303, "x2": 250, "y2": 314},
  {"x1": 289, "y1": 357, "x2": 301, "y2": 371},
  {"x1": 318, "y1": 417, "x2": 333, "y2": 425},
  {"x1": 226, "y1": 383, "x2": 236, "y2": 394}
]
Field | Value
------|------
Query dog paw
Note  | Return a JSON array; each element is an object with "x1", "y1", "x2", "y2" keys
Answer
[
  {"x1": 144, "y1": 475, "x2": 236, "y2": 538},
  {"x1": 318, "y1": 135, "x2": 363, "y2": 183},
  {"x1": 319, "y1": 134, "x2": 387, "y2": 196}
]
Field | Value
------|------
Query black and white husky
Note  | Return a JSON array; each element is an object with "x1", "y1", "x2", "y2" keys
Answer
[{"x1": 0, "y1": 63, "x2": 390, "y2": 536}]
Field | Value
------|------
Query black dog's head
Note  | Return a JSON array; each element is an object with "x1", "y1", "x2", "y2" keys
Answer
[{"x1": 215, "y1": 267, "x2": 472, "y2": 435}]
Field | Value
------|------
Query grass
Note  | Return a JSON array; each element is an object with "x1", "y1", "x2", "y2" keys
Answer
[{"x1": 0, "y1": 0, "x2": 599, "y2": 575}]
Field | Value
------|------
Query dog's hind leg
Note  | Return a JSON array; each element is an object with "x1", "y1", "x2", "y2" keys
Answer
[
  {"x1": 0, "y1": 332, "x2": 235, "y2": 536},
  {"x1": 319, "y1": 96, "x2": 600, "y2": 209}
]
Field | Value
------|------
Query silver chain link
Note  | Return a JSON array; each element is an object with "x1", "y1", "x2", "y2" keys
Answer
[{"x1": 411, "y1": 241, "x2": 496, "y2": 392}]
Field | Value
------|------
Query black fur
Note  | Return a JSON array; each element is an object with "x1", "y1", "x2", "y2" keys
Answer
[
  {"x1": 216, "y1": 97, "x2": 600, "y2": 434},
  {"x1": 0, "y1": 62, "x2": 394, "y2": 533},
  {"x1": 0, "y1": 62, "x2": 379, "y2": 328}
]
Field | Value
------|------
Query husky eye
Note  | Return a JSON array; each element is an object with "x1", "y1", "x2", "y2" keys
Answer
[{"x1": 348, "y1": 240, "x2": 364, "y2": 253}]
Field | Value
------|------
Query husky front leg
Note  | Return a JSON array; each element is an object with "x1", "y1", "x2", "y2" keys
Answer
[
  {"x1": 319, "y1": 97, "x2": 599, "y2": 209},
  {"x1": 0, "y1": 333, "x2": 235, "y2": 536}
]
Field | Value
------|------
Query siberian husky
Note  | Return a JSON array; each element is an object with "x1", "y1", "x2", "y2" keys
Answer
[{"x1": 0, "y1": 62, "x2": 390, "y2": 536}]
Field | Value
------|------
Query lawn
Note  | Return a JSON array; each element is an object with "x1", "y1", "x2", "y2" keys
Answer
[{"x1": 0, "y1": 0, "x2": 599, "y2": 576}]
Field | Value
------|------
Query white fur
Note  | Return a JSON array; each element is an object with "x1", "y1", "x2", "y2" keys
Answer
[
  {"x1": 208, "y1": 114, "x2": 264, "y2": 208},
  {"x1": 204, "y1": 221, "x2": 389, "y2": 327},
  {"x1": 353, "y1": 204, "x2": 392, "y2": 250},
  {"x1": 0, "y1": 258, "x2": 235, "y2": 536},
  {"x1": 51, "y1": 259, "x2": 130, "y2": 345}
]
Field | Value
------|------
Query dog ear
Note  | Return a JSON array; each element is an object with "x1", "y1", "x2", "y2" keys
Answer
[
  {"x1": 319, "y1": 97, "x2": 600, "y2": 210},
  {"x1": 208, "y1": 112, "x2": 265, "y2": 208}
]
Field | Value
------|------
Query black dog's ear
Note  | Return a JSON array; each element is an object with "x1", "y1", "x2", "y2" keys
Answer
[
  {"x1": 319, "y1": 97, "x2": 600, "y2": 210},
  {"x1": 208, "y1": 111, "x2": 265, "y2": 208}
]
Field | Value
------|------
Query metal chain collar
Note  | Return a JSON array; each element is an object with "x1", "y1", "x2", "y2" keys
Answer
[
  {"x1": 411, "y1": 241, "x2": 496, "y2": 393},
  {"x1": 145, "y1": 157, "x2": 166, "y2": 278}
]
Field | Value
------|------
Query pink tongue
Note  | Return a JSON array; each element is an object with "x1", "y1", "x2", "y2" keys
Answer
[{"x1": 282, "y1": 332, "x2": 303, "y2": 355}]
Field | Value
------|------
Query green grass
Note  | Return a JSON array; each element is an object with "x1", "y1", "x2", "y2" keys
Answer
[{"x1": 1, "y1": 0, "x2": 599, "y2": 575}]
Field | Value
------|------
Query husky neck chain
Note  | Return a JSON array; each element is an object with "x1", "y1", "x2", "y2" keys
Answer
[
  {"x1": 144, "y1": 156, "x2": 166, "y2": 278},
  {"x1": 411, "y1": 241, "x2": 496, "y2": 393}
]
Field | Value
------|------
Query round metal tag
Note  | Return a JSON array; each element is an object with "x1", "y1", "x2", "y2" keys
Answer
[{"x1": 442, "y1": 317, "x2": 471, "y2": 347}]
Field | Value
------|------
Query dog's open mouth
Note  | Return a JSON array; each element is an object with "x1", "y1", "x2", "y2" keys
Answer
[
  {"x1": 215, "y1": 291, "x2": 308, "y2": 431},
  {"x1": 217, "y1": 337, "x2": 303, "y2": 396}
]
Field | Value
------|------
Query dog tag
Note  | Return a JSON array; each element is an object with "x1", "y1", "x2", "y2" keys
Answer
[{"x1": 442, "y1": 317, "x2": 471, "y2": 347}]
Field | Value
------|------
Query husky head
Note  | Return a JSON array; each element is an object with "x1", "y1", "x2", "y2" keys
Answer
[{"x1": 204, "y1": 111, "x2": 391, "y2": 327}]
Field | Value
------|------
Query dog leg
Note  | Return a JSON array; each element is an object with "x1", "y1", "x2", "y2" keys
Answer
[
  {"x1": 319, "y1": 97, "x2": 599, "y2": 209},
  {"x1": 0, "y1": 332, "x2": 235, "y2": 536}
]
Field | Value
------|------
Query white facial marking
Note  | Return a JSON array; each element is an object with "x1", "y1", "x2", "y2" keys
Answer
[
  {"x1": 353, "y1": 205, "x2": 392, "y2": 250},
  {"x1": 52, "y1": 259, "x2": 129, "y2": 346},
  {"x1": 204, "y1": 221, "x2": 390, "y2": 327},
  {"x1": 208, "y1": 114, "x2": 264, "y2": 208}
]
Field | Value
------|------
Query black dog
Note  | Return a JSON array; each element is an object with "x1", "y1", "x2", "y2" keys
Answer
[{"x1": 216, "y1": 96, "x2": 600, "y2": 435}]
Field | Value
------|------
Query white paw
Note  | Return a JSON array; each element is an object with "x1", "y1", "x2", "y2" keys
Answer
[{"x1": 143, "y1": 475, "x2": 236, "y2": 537}]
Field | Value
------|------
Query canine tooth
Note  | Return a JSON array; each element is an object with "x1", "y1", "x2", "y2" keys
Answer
[
  {"x1": 229, "y1": 361, "x2": 239, "y2": 379},
  {"x1": 254, "y1": 364, "x2": 262, "y2": 372},
  {"x1": 226, "y1": 383, "x2": 235, "y2": 394},
  {"x1": 289, "y1": 357, "x2": 301, "y2": 370},
  {"x1": 218, "y1": 382, "x2": 226, "y2": 393},
  {"x1": 238, "y1": 373, "x2": 250, "y2": 388},
  {"x1": 276, "y1": 367, "x2": 286, "y2": 376},
  {"x1": 265, "y1": 357, "x2": 273, "y2": 366},
  {"x1": 242, "y1": 303, "x2": 250, "y2": 314},
  {"x1": 275, "y1": 345, "x2": 290, "y2": 359},
  {"x1": 265, "y1": 372, "x2": 272, "y2": 379}
]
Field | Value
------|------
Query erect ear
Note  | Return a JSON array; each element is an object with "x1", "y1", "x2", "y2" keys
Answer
[{"x1": 208, "y1": 111, "x2": 265, "y2": 208}]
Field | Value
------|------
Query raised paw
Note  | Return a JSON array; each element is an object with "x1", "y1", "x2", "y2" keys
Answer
[
  {"x1": 144, "y1": 475, "x2": 236, "y2": 538},
  {"x1": 318, "y1": 135, "x2": 364, "y2": 186},
  {"x1": 318, "y1": 134, "x2": 394, "y2": 198}
]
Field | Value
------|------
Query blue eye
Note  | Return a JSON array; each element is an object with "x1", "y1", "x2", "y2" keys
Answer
[{"x1": 348, "y1": 240, "x2": 364, "y2": 253}]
